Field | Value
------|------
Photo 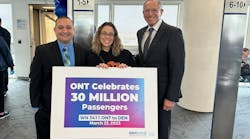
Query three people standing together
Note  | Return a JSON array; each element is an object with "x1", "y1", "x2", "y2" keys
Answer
[{"x1": 29, "y1": 0, "x2": 185, "y2": 139}]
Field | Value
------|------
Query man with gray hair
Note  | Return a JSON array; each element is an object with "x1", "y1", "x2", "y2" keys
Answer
[{"x1": 136, "y1": 0, "x2": 185, "y2": 138}]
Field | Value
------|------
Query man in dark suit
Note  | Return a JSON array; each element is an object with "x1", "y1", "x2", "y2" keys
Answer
[
  {"x1": 29, "y1": 16, "x2": 88, "y2": 139},
  {"x1": 0, "y1": 18, "x2": 11, "y2": 96},
  {"x1": 0, "y1": 18, "x2": 11, "y2": 48},
  {"x1": 136, "y1": 0, "x2": 185, "y2": 139}
]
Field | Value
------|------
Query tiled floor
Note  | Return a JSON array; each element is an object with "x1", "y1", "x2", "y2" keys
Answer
[{"x1": 0, "y1": 79, "x2": 249, "y2": 139}]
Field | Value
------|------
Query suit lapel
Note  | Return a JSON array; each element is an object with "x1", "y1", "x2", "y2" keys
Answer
[
  {"x1": 51, "y1": 41, "x2": 64, "y2": 65},
  {"x1": 146, "y1": 22, "x2": 168, "y2": 59},
  {"x1": 73, "y1": 43, "x2": 79, "y2": 65},
  {"x1": 138, "y1": 27, "x2": 148, "y2": 55}
]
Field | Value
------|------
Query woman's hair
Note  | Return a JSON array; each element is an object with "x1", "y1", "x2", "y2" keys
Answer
[{"x1": 91, "y1": 22, "x2": 123, "y2": 56}]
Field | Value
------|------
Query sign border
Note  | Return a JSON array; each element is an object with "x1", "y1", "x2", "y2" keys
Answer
[{"x1": 51, "y1": 67, "x2": 158, "y2": 139}]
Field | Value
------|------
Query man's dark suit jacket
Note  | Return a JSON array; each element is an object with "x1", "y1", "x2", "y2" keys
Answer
[
  {"x1": 137, "y1": 21, "x2": 185, "y2": 107},
  {"x1": 0, "y1": 37, "x2": 14, "y2": 71},
  {"x1": 29, "y1": 41, "x2": 88, "y2": 112},
  {"x1": 0, "y1": 26, "x2": 11, "y2": 48}
]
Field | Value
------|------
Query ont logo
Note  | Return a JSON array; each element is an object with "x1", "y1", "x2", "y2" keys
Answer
[{"x1": 77, "y1": 0, "x2": 89, "y2": 5}]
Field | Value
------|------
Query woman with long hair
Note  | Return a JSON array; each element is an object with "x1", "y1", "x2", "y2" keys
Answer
[{"x1": 87, "y1": 22, "x2": 135, "y2": 68}]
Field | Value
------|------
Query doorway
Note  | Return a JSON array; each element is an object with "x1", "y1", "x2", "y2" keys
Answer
[{"x1": 29, "y1": 4, "x2": 56, "y2": 59}]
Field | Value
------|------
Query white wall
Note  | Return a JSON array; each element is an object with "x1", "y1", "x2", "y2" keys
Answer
[
  {"x1": 178, "y1": 0, "x2": 224, "y2": 112},
  {"x1": 0, "y1": 0, "x2": 53, "y2": 78}
]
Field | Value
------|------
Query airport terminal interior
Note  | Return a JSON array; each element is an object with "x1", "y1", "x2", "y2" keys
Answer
[{"x1": 1, "y1": 0, "x2": 250, "y2": 139}]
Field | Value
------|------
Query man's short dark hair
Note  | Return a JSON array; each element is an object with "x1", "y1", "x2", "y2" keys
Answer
[
  {"x1": 243, "y1": 48, "x2": 249, "y2": 52},
  {"x1": 0, "y1": 18, "x2": 1, "y2": 23},
  {"x1": 55, "y1": 16, "x2": 72, "y2": 26}
]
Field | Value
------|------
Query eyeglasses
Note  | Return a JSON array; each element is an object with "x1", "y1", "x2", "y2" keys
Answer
[
  {"x1": 143, "y1": 9, "x2": 161, "y2": 14},
  {"x1": 100, "y1": 32, "x2": 115, "y2": 37}
]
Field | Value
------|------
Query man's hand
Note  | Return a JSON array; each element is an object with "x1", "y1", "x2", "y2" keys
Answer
[
  {"x1": 97, "y1": 63, "x2": 109, "y2": 69},
  {"x1": 32, "y1": 107, "x2": 39, "y2": 111},
  {"x1": 163, "y1": 99, "x2": 175, "y2": 111}
]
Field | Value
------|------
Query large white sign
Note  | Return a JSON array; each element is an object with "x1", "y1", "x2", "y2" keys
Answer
[{"x1": 51, "y1": 67, "x2": 158, "y2": 139}]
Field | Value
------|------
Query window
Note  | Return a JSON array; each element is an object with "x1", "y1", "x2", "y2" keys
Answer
[
  {"x1": 114, "y1": 5, "x2": 144, "y2": 47},
  {"x1": 95, "y1": 1, "x2": 182, "y2": 53},
  {"x1": 162, "y1": 5, "x2": 179, "y2": 27},
  {"x1": 0, "y1": 4, "x2": 13, "y2": 43},
  {"x1": 97, "y1": 5, "x2": 110, "y2": 27}
]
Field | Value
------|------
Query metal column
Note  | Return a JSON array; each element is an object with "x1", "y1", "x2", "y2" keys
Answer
[{"x1": 211, "y1": 0, "x2": 247, "y2": 139}]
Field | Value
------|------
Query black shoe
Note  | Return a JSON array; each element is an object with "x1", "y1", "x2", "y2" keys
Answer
[{"x1": 0, "y1": 111, "x2": 10, "y2": 120}]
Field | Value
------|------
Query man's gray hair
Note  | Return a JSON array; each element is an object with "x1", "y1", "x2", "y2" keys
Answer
[{"x1": 143, "y1": 0, "x2": 162, "y2": 9}]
